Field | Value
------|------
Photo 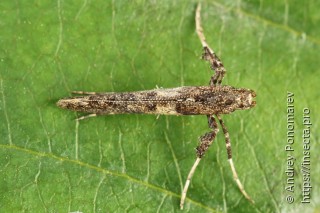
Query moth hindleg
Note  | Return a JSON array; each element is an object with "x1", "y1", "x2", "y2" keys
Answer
[
  {"x1": 195, "y1": 3, "x2": 226, "y2": 86},
  {"x1": 180, "y1": 115, "x2": 219, "y2": 209}
]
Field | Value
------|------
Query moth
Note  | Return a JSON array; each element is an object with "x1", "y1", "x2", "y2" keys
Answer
[{"x1": 57, "y1": 3, "x2": 256, "y2": 209}]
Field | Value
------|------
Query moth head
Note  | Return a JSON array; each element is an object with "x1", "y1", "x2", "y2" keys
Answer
[{"x1": 236, "y1": 89, "x2": 256, "y2": 110}]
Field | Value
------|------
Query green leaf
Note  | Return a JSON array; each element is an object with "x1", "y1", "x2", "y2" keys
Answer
[{"x1": 1, "y1": 0, "x2": 319, "y2": 212}]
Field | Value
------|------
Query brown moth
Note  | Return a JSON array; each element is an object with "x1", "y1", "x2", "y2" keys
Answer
[{"x1": 57, "y1": 3, "x2": 256, "y2": 209}]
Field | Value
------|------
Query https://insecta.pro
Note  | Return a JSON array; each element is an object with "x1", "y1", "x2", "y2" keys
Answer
[{"x1": 57, "y1": 3, "x2": 256, "y2": 209}]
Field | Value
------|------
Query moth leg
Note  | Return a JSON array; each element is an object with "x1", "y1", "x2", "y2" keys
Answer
[
  {"x1": 180, "y1": 115, "x2": 219, "y2": 210},
  {"x1": 76, "y1": 113, "x2": 98, "y2": 121},
  {"x1": 180, "y1": 157, "x2": 201, "y2": 210},
  {"x1": 72, "y1": 91, "x2": 99, "y2": 95},
  {"x1": 216, "y1": 115, "x2": 254, "y2": 203},
  {"x1": 195, "y1": 3, "x2": 226, "y2": 86},
  {"x1": 72, "y1": 91, "x2": 117, "y2": 96}
]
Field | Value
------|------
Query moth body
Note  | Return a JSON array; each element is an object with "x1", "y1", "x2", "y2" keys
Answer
[{"x1": 57, "y1": 86, "x2": 256, "y2": 116}]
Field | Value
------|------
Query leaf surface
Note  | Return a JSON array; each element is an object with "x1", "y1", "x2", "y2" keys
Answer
[{"x1": 1, "y1": 1, "x2": 319, "y2": 212}]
